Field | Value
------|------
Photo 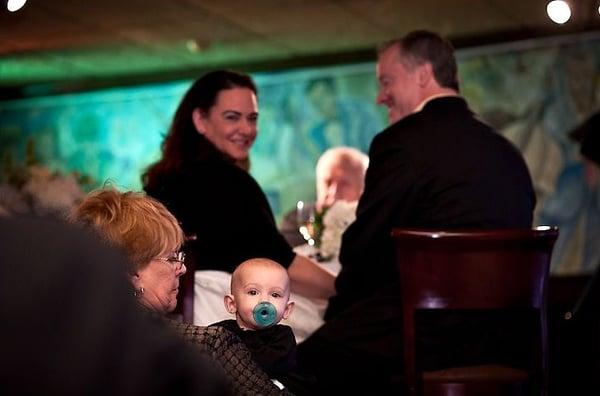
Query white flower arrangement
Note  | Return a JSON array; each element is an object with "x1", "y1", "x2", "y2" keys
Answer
[
  {"x1": 318, "y1": 200, "x2": 358, "y2": 260},
  {"x1": 0, "y1": 165, "x2": 88, "y2": 218},
  {"x1": 0, "y1": 140, "x2": 91, "y2": 218}
]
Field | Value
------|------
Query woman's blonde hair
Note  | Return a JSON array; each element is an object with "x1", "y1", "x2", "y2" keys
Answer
[{"x1": 69, "y1": 188, "x2": 184, "y2": 272}]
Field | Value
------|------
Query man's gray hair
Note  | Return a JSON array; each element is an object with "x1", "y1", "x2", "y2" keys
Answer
[
  {"x1": 316, "y1": 147, "x2": 369, "y2": 181},
  {"x1": 379, "y1": 30, "x2": 459, "y2": 91}
]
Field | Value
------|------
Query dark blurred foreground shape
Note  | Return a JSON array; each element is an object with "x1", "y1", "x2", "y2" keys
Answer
[
  {"x1": 548, "y1": 110, "x2": 600, "y2": 395},
  {"x1": 547, "y1": 272, "x2": 599, "y2": 395},
  {"x1": 0, "y1": 216, "x2": 230, "y2": 396},
  {"x1": 392, "y1": 227, "x2": 559, "y2": 396}
]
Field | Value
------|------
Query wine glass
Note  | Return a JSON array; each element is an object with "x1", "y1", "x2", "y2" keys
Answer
[{"x1": 296, "y1": 200, "x2": 316, "y2": 246}]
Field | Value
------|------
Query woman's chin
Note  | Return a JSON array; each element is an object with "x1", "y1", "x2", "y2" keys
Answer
[
  {"x1": 232, "y1": 151, "x2": 249, "y2": 161},
  {"x1": 165, "y1": 301, "x2": 178, "y2": 313},
  {"x1": 166, "y1": 295, "x2": 179, "y2": 312}
]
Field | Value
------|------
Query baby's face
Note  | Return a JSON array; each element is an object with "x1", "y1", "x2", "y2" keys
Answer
[{"x1": 228, "y1": 265, "x2": 292, "y2": 330}]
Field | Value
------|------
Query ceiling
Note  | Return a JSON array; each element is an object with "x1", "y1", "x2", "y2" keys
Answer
[{"x1": 1, "y1": 0, "x2": 600, "y2": 97}]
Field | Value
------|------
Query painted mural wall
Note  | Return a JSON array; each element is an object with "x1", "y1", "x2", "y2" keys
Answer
[{"x1": 0, "y1": 37, "x2": 599, "y2": 274}]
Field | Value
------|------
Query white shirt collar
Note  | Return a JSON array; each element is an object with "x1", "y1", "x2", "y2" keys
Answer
[{"x1": 413, "y1": 93, "x2": 459, "y2": 114}]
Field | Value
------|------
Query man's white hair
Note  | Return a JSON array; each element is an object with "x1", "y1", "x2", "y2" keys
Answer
[{"x1": 316, "y1": 147, "x2": 369, "y2": 182}]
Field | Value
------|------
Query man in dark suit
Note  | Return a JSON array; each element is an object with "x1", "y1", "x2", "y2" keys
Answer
[{"x1": 297, "y1": 30, "x2": 536, "y2": 394}]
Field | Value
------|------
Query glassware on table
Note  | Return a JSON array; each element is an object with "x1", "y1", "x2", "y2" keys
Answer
[{"x1": 296, "y1": 200, "x2": 316, "y2": 246}]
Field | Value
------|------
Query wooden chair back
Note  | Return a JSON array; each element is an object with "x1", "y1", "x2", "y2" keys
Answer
[{"x1": 392, "y1": 227, "x2": 559, "y2": 396}]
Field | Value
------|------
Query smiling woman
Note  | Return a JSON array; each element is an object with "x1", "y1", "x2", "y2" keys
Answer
[
  {"x1": 142, "y1": 70, "x2": 335, "y2": 320},
  {"x1": 192, "y1": 87, "x2": 258, "y2": 162}
]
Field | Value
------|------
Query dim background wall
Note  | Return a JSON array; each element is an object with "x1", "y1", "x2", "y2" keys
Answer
[{"x1": 1, "y1": 37, "x2": 598, "y2": 274}]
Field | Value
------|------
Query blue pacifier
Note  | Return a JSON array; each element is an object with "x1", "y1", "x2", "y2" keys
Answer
[{"x1": 252, "y1": 301, "x2": 277, "y2": 328}]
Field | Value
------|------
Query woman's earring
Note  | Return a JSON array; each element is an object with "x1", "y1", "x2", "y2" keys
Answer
[{"x1": 134, "y1": 287, "x2": 145, "y2": 297}]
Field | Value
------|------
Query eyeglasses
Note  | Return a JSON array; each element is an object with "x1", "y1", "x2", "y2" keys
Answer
[{"x1": 155, "y1": 251, "x2": 186, "y2": 271}]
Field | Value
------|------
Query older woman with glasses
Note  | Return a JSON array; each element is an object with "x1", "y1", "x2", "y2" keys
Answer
[{"x1": 70, "y1": 188, "x2": 292, "y2": 395}]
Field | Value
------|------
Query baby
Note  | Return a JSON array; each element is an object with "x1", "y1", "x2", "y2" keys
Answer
[{"x1": 212, "y1": 258, "x2": 296, "y2": 377}]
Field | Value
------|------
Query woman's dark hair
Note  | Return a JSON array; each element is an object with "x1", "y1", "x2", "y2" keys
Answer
[{"x1": 142, "y1": 70, "x2": 257, "y2": 189}]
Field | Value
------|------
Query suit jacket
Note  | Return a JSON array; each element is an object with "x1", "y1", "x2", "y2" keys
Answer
[{"x1": 328, "y1": 96, "x2": 536, "y2": 318}]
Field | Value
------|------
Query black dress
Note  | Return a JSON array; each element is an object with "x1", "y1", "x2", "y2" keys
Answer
[{"x1": 145, "y1": 156, "x2": 295, "y2": 273}]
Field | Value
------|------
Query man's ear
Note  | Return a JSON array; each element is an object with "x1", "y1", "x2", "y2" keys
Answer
[
  {"x1": 224, "y1": 294, "x2": 237, "y2": 315},
  {"x1": 282, "y1": 301, "x2": 295, "y2": 320},
  {"x1": 192, "y1": 108, "x2": 206, "y2": 135},
  {"x1": 417, "y1": 63, "x2": 434, "y2": 88}
]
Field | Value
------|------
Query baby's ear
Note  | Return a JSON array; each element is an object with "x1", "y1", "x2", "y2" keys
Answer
[
  {"x1": 282, "y1": 301, "x2": 295, "y2": 320},
  {"x1": 224, "y1": 294, "x2": 237, "y2": 315}
]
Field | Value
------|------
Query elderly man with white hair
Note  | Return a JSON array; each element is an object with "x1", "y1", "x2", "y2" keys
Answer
[{"x1": 280, "y1": 146, "x2": 369, "y2": 247}]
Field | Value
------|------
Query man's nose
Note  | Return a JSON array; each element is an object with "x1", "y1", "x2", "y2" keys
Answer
[
  {"x1": 324, "y1": 183, "x2": 338, "y2": 206},
  {"x1": 376, "y1": 90, "x2": 387, "y2": 105}
]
